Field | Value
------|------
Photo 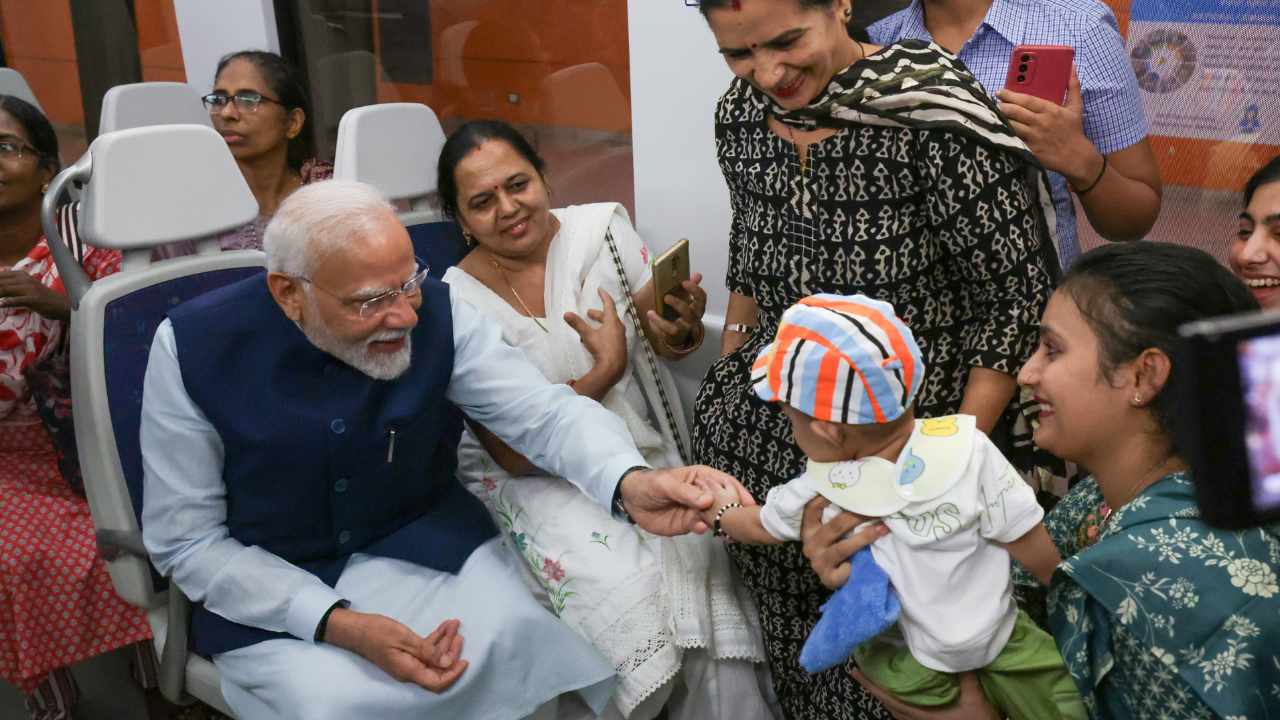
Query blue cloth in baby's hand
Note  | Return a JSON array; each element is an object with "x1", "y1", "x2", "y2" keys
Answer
[{"x1": 799, "y1": 547, "x2": 900, "y2": 674}]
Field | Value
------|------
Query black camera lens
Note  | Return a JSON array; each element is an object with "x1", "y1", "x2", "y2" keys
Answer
[
  {"x1": 1021, "y1": 54, "x2": 1030, "y2": 62},
  {"x1": 1019, "y1": 63, "x2": 1028, "y2": 72},
  {"x1": 1017, "y1": 74, "x2": 1026, "y2": 83}
]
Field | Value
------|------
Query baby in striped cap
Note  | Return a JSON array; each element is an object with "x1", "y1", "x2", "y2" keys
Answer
[{"x1": 698, "y1": 294, "x2": 1085, "y2": 720}]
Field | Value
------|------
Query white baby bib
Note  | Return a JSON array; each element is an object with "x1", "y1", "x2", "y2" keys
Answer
[
  {"x1": 807, "y1": 456, "x2": 908, "y2": 516},
  {"x1": 805, "y1": 415, "x2": 978, "y2": 515}
]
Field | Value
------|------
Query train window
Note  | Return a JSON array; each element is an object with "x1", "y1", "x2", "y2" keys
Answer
[
  {"x1": 0, "y1": 0, "x2": 86, "y2": 163},
  {"x1": 0, "y1": 0, "x2": 184, "y2": 160},
  {"x1": 282, "y1": 0, "x2": 637, "y2": 217},
  {"x1": 137, "y1": 0, "x2": 186, "y2": 84}
]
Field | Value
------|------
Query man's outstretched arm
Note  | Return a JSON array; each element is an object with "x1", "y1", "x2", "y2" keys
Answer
[{"x1": 446, "y1": 291, "x2": 752, "y2": 534}]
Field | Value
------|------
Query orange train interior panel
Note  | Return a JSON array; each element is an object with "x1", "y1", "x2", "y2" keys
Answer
[{"x1": 375, "y1": 0, "x2": 632, "y2": 133}]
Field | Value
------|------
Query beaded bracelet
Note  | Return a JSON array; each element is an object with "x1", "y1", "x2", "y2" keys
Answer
[{"x1": 714, "y1": 502, "x2": 743, "y2": 539}]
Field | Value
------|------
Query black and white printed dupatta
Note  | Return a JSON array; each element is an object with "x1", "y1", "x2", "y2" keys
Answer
[{"x1": 771, "y1": 40, "x2": 1062, "y2": 279}]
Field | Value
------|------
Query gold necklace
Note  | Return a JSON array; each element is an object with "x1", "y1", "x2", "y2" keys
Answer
[
  {"x1": 787, "y1": 125, "x2": 807, "y2": 175},
  {"x1": 486, "y1": 251, "x2": 548, "y2": 333}
]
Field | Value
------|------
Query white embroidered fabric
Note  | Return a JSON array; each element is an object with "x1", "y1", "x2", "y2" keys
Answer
[{"x1": 446, "y1": 204, "x2": 764, "y2": 717}]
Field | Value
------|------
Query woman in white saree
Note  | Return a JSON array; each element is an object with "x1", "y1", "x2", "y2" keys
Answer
[{"x1": 438, "y1": 120, "x2": 771, "y2": 720}]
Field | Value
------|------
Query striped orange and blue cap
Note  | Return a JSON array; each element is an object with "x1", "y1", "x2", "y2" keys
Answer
[{"x1": 751, "y1": 294, "x2": 924, "y2": 424}]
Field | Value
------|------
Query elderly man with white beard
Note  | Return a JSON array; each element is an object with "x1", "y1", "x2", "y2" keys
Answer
[{"x1": 139, "y1": 180, "x2": 753, "y2": 720}]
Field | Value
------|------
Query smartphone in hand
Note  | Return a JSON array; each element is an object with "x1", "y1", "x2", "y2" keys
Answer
[
  {"x1": 1004, "y1": 45, "x2": 1075, "y2": 105},
  {"x1": 652, "y1": 239, "x2": 691, "y2": 323}
]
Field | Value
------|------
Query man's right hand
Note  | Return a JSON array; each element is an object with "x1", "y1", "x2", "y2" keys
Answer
[
  {"x1": 324, "y1": 609, "x2": 468, "y2": 692},
  {"x1": 619, "y1": 465, "x2": 756, "y2": 536}
]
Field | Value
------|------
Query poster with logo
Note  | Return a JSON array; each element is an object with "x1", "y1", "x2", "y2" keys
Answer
[{"x1": 1127, "y1": 0, "x2": 1280, "y2": 144}]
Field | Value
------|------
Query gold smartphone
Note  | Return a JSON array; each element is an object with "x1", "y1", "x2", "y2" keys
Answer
[{"x1": 652, "y1": 238, "x2": 691, "y2": 323}]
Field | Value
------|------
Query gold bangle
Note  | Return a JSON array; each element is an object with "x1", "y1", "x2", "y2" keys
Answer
[{"x1": 661, "y1": 321, "x2": 705, "y2": 356}]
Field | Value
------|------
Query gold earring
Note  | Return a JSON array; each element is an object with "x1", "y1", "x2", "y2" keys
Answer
[
  {"x1": 41, "y1": 183, "x2": 49, "y2": 194},
  {"x1": 1133, "y1": 393, "x2": 1143, "y2": 405}
]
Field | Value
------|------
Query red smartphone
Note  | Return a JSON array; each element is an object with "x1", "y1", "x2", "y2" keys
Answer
[{"x1": 1003, "y1": 45, "x2": 1075, "y2": 105}]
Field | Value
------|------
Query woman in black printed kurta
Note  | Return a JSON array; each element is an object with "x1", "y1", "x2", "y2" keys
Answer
[{"x1": 693, "y1": 2, "x2": 1057, "y2": 718}]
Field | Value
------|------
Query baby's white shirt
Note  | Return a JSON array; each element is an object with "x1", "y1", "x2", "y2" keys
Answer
[{"x1": 760, "y1": 432, "x2": 1044, "y2": 672}]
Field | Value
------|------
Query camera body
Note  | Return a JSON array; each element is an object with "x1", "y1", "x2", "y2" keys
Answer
[{"x1": 1176, "y1": 308, "x2": 1280, "y2": 529}]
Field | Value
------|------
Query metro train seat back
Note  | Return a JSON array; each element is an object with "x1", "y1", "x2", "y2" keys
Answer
[
  {"x1": 98, "y1": 82, "x2": 214, "y2": 135},
  {"x1": 333, "y1": 102, "x2": 462, "y2": 276},
  {"x1": 104, "y1": 268, "x2": 263, "y2": 528},
  {"x1": 0, "y1": 68, "x2": 44, "y2": 111},
  {"x1": 43, "y1": 123, "x2": 259, "y2": 716}
]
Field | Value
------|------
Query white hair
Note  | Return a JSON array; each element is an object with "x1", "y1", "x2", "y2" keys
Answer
[
  {"x1": 267, "y1": 180, "x2": 412, "y2": 380},
  {"x1": 263, "y1": 179, "x2": 397, "y2": 277}
]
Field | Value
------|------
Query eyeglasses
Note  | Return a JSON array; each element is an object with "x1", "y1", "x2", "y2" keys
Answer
[
  {"x1": 0, "y1": 139, "x2": 41, "y2": 162},
  {"x1": 298, "y1": 259, "x2": 431, "y2": 318},
  {"x1": 202, "y1": 91, "x2": 283, "y2": 114}
]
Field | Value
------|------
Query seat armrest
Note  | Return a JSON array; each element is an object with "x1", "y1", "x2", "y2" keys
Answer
[
  {"x1": 159, "y1": 584, "x2": 193, "y2": 704},
  {"x1": 96, "y1": 528, "x2": 148, "y2": 561}
]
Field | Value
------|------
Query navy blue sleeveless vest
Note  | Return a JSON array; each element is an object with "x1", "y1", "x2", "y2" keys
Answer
[{"x1": 168, "y1": 274, "x2": 498, "y2": 655}]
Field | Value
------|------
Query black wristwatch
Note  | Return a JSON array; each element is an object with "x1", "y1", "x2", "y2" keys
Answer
[{"x1": 612, "y1": 465, "x2": 650, "y2": 524}]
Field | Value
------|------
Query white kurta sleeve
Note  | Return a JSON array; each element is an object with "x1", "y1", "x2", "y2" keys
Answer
[
  {"x1": 758, "y1": 473, "x2": 823, "y2": 542},
  {"x1": 141, "y1": 320, "x2": 344, "y2": 643},
  {"x1": 974, "y1": 434, "x2": 1045, "y2": 544},
  {"x1": 446, "y1": 289, "x2": 650, "y2": 509}
]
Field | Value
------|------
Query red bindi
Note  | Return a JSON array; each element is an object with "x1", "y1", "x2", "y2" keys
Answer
[{"x1": 731, "y1": 0, "x2": 741, "y2": 9}]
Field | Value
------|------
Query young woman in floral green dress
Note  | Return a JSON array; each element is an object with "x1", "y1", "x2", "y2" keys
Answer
[
  {"x1": 1013, "y1": 243, "x2": 1280, "y2": 719},
  {"x1": 820, "y1": 242, "x2": 1280, "y2": 719}
]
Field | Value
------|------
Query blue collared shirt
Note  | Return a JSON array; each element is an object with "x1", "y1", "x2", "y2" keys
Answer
[
  {"x1": 871, "y1": 0, "x2": 1150, "y2": 268},
  {"x1": 140, "y1": 287, "x2": 650, "y2": 644}
]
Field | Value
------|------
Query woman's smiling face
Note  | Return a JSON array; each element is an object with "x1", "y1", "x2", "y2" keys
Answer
[
  {"x1": 705, "y1": 0, "x2": 858, "y2": 110},
  {"x1": 1017, "y1": 291, "x2": 1136, "y2": 465},
  {"x1": 1230, "y1": 180, "x2": 1280, "y2": 310},
  {"x1": 451, "y1": 139, "x2": 553, "y2": 260}
]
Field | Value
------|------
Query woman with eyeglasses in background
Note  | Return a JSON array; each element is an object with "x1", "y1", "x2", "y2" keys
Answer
[{"x1": 156, "y1": 50, "x2": 332, "y2": 259}]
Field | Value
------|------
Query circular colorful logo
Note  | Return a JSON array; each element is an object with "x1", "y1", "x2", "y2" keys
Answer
[{"x1": 1131, "y1": 29, "x2": 1197, "y2": 94}]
